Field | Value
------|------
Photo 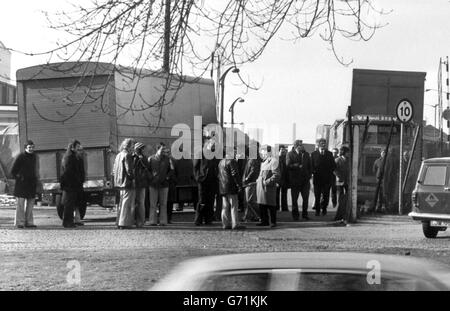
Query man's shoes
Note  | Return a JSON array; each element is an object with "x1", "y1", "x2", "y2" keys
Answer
[
  {"x1": 118, "y1": 226, "x2": 133, "y2": 230},
  {"x1": 75, "y1": 222, "x2": 84, "y2": 226},
  {"x1": 204, "y1": 222, "x2": 214, "y2": 226},
  {"x1": 322, "y1": 210, "x2": 327, "y2": 216},
  {"x1": 64, "y1": 224, "x2": 77, "y2": 228},
  {"x1": 233, "y1": 225, "x2": 246, "y2": 230},
  {"x1": 256, "y1": 222, "x2": 269, "y2": 226},
  {"x1": 270, "y1": 223, "x2": 277, "y2": 228},
  {"x1": 16, "y1": 225, "x2": 25, "y2": 229},
  {"x1": 25, "y1": 224, "x2": 37, "y2": 228},
  {"x1": 195, "y1": 222, "x2": 202, "y2": 226},
  {"x1": 223, "y1": 226, "x2": 232, "y2": 230}
]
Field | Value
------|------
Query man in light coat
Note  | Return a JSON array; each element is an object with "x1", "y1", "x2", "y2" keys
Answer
[
  {"x1": 113, "y1": 138, "x2": 135, "y2": 229},
  {"x1": 256, "y1": 145, "x2": 281, "y2": 228}
]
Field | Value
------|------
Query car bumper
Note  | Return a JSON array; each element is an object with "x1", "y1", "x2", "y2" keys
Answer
[{"x1": 409, "y1": 212, "x2": 450, "y2": 221}]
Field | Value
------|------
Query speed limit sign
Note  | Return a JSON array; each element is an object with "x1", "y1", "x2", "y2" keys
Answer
[{"x1": 396, "y1": 99, "x2": 414, "y2": 123}]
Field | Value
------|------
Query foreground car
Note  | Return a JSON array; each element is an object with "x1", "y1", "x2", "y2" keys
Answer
[{"x1": 151, "y1": 252, "x2": 450, "y2": 291}]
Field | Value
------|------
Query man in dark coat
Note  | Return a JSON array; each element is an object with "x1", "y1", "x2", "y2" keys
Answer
[
  {"x1": 242, "y1": 146, "x2": 261, "y2": 222},
  {"x1": 331, "y1": 148, "x2": 339, "y2": 208},
  {"x1": 372, "y1": 150, "x2": 386, "y2": 213},
  {"x1": 132, "y1": 142, "x2": 149, "y2": 228},
  {"x1": 334, "y1": 146, "x2": 350, "y2": 221},
  {"x1": 311, "y1": 138, "x2": 336, "y2": 216},
  {"x1": 60, "y1": 140, "x2": 86, "y2": 228},
  {"x1": 286, "y1": 140, "x2": 312, "y2": 220},
  {"x1": 276, "y1": 146, "x2": 288, "y2": 212},
  {"x1": 218, "y1": 149, "x2": 244, "y2": 230},
  {"x1": 193, "y1": 139, "x2": 219, "y2": 226},
  {"x1": 11, "y1": 140, "x2": 39, "y2": 229}
]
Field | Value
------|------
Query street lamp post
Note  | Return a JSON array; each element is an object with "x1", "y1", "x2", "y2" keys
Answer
[
  {"x1": 229, "y1": 97, "x2": 245, "y2": 146},
  {"x1": 219, "y1": 67, "x2": 240, "y2": 129}
]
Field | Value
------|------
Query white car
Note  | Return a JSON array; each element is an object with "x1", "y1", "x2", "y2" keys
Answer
[{"x1": 151, "y1": 252, "x2": 450, "y2": 291}]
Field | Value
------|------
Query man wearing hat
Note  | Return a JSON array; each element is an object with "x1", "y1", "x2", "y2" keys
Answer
[{"x1": 132, "y1": 142, "x2": 149, "y2": 228}]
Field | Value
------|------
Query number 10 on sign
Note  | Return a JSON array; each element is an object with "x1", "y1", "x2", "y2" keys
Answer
[{"x1": 396, "y1": 100, "x2": 413, "y2": 123}]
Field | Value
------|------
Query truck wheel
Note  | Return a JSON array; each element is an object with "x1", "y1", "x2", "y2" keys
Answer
[
  {"x1": 422, "y1": 221, "x2": 439, "y2": 239},
  {"x1": 55, "y1": 194, "x2": 64, "y2": 220}
]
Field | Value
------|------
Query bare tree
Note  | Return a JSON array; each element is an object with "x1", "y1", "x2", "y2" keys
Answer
[{"x1": 13, "y1": 0, "x2": 388, "y2": 123}]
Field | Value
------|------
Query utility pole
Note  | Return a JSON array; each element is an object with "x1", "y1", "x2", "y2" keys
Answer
[
  {"x1": 438, "y1": 59, "x2": 443, "y2": 155},
  {"x1": 446, "y1": 56, "x2": 450, "y2": 142},
  {"x1": 163, "y1": 0, "x2": 171, "y2": 73}
]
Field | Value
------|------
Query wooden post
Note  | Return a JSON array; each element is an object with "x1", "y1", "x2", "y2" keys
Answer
[
  {"x1": 351, "y1": 125, "x2": 359, "y2": 222},
  {"x1": 402, "y1": 125, "x2": 421, "y2": 194},
  {"x1": 346, "y1": 106, "x2": 357, "y2": 223}
]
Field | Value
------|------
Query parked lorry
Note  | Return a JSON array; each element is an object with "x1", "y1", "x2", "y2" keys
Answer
[{"x1": 16, "y1": 62, "x2": 217, "y2": 219}]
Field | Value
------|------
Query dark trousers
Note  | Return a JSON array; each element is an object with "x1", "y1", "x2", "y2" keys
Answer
[
  {"x1": 291, "y1": 183, "x2": 310, "y2": 219},
  {"x1": 313, "y1": 181, "x2": 332, "y2": 213},
  {"x1": 195, "y1": 181, "x2": 216, "y2": 225},
  {"x1": 62, "y1": 189, "x2": 82, "y2": 227},
  {"x1": 376, "y1": 182, "x2": 385, "y2": 211},
  {"x1": 167, "y1": 202, "x2": 173, "y2": 222},
  {"x1": 259, "y1": 204, "x2": 277, "y2": 225},
  {"x1": 214, "y1": 194, "x2": 223, "y2": 220},
  {"x1": 276, "y1": 186, "x2": 288, "y2": 211},
  {"x1": 335, "y1": 184, "x2": 348, "y2": 221}
]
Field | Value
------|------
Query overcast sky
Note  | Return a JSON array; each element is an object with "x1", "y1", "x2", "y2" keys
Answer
[{"x1": 2, "y1": 0, "x2": 450, "y2": 145}]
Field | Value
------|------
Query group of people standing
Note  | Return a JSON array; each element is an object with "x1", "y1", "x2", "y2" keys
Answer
[
  {"x1": 194, "y1": 139, "x2": 281, "y2": 230},
  {"x1": 113, "y1": 139, "x2": 175, "y2": 229},
  {"x1": 10, "y1": 136, "x2": 351, "y2": 230},
  {"x1": 275, "y1": 139, "x2": 351, "y2": 222}
]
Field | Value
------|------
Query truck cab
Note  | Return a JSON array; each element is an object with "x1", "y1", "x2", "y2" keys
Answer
[{"x1": 410, "y1": 157, "x2": 450, "y2": 238}]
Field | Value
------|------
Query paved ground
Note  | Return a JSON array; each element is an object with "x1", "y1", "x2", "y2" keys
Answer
[{"x1": 1, "y1": 204, "x2": 450, "y2": 290}]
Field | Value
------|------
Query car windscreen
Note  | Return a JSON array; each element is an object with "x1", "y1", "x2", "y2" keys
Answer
[
  {"x1": 200, "y1": 272, "x2": 271, "y2": 291},
  {"x1": 296, "y1": 272, "x2": 433, "y2": 291}
]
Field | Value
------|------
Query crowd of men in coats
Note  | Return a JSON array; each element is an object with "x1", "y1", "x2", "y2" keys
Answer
[{"x1": 10, "y1": 136, "x2": 351, "y2": 230}]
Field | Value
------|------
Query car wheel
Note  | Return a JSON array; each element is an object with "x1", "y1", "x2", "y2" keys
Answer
[
  {"x1": 55, "y1": 194, "x2": 64, "y2": 220},
  {"x1": 422, "y1": 221, "x2": 439, "y2": 238}
]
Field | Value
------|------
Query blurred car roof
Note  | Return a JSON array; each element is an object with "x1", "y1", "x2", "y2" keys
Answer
[{"x1": 151, "y1": 252, "x2": 450, "y2": 291}]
